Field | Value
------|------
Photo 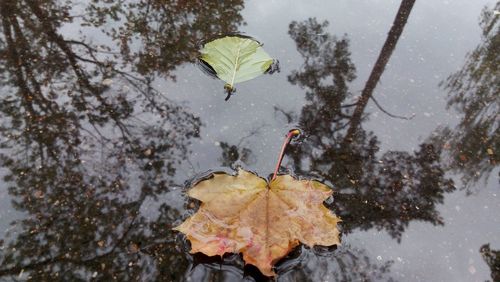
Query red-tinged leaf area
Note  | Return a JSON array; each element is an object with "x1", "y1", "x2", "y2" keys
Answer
[{"x1": 174, "y1": 169, "x2": 340, "y2": 276}]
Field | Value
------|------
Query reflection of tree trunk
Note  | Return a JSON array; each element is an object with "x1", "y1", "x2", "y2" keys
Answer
[{"x1": 343, "y1": 0, "x2": 416, "y2": 145}]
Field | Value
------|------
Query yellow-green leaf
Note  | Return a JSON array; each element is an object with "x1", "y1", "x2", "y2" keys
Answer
[{"x1": 200, "y1": 36, "x2": 274, "y2": 90}]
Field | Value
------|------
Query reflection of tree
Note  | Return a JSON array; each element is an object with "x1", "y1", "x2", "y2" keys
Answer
[
  {"x1": 433, "y1": 2, "x2": 499, "y2": 190},
  {"x1": 285, "y1": 17, "x2": 454, "y2": 241},
  {"x1": 0, "y1": 0, "x2": 244, "y2": 280},
  {"x1": 480, "y1": 244, "x2": 500, "y2": 282},
  {"x1": 84, "y1": 0, "x2": 244, "y2": 78},
  {"x1": 288, "y1": 18, "x2": 357, "y2": 141}
]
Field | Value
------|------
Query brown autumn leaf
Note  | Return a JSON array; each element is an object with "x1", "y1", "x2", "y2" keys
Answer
[{"x1": 174, "y1": 169, "x2": 340, "y2": 276}]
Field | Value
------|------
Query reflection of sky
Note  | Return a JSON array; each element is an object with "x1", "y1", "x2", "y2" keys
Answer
[
  {"x1": 160, "y1": 0, "x2": 499, "y2": 280},
  {"x1": 0, "y1": 0, "x2": 498, "y2": 280}
]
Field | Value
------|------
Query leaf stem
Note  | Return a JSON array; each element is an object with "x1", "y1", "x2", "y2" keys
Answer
[
  {"x1": 230, "y1": 45, "x2": 241, "y2": 89},
  {"x1": 271, "y1": 129, "x2": 301, "y2": 182}
]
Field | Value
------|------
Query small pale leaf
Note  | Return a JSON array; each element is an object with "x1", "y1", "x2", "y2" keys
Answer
[{"x1": 200, "y1": 36, "x2": 274, "y2": 90}]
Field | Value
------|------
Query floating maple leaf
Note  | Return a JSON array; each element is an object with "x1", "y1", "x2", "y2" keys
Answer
[{"x1": 174, "y1": 130, "x2": 341, "y2": 276}]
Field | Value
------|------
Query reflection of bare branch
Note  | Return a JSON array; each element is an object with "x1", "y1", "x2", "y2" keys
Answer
[
  {"x1": 64, "y1": 39, "x2": 99, "y2": 52},
  {"x1": 236, "y1": 124, "x2": 267, "y2": 147},
  {"x1": 273, "y1": 106, "x2": 297, "y2": 123},
  {"x1": 341, "y1": 102, "x2": 358, "y2": 108},
  {"x1": 370, "y1": 96, "x2": 415, "y2": 120}
]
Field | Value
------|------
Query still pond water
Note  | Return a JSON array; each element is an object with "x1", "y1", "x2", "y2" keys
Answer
[{"x1": 0, "y1": 0, "x2": 499, "y2": 281}]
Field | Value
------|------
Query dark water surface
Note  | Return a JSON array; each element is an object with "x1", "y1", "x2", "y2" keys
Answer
[{"x1": 0, "y1": 0, "x2": 498, "y2": 281}]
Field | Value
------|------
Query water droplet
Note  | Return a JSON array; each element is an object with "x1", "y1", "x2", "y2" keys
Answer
[{"x1": 102, "y1": 78, "x2": 113, "y2": 86}]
